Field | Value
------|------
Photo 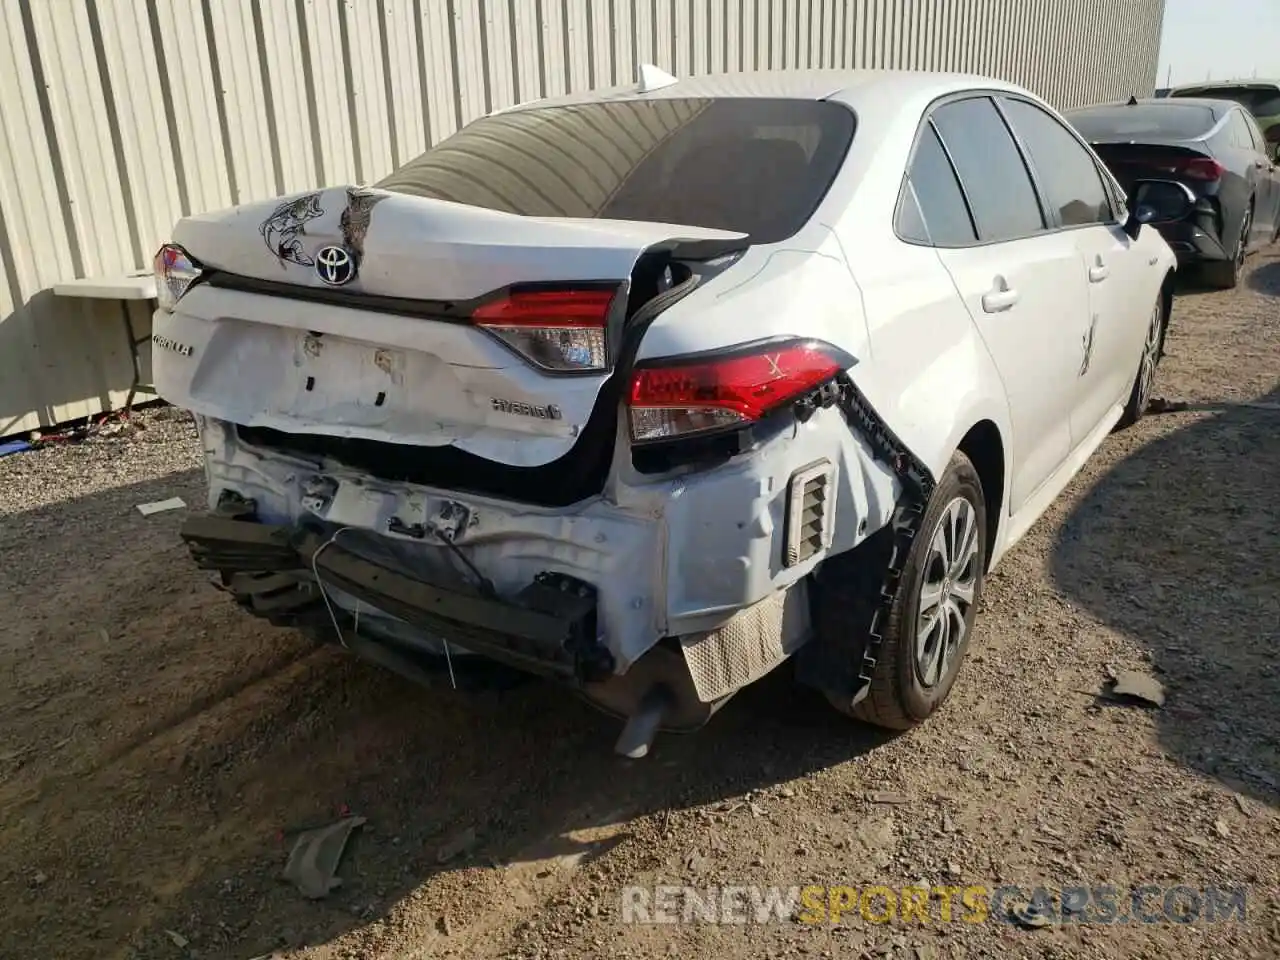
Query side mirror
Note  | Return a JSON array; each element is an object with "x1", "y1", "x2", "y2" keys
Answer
[{"x1": 1124, "y1": 179, "x2": 1197, "y2": 239}]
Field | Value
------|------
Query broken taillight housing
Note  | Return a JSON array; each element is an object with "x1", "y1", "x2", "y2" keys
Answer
[
  {"x1": 627, "y1": 339, "x2": 853, "y2": 443},
  {"x1": 154, "y1": 244, "x2": 203, "y2": 312},
  {"x1": 472, "y1": 287, "x2": 616, "y2": 372}
]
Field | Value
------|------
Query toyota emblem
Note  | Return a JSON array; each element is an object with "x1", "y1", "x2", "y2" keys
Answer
[{"x1": 315, "y1": 245, "x2": 356, "y2": 286}]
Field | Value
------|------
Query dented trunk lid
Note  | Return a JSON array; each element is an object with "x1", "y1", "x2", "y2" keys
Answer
[{"x1": 155, "y1": 185, "x2": 745, "y2": 468}]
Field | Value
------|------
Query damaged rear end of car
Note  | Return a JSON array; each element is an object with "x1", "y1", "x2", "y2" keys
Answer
[{"x1": 154, "y1": 92, "x2": 907, "y2": 754}]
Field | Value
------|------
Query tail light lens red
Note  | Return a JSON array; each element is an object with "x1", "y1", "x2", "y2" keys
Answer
[
  {"x1": 153, "y1": 244, "x2": 203, "y2": 312},
  {"x1": 628, "y1": 339, "x2": 853, "y2": 443},
  {"x1": 472, "y1": 287, "x2": 616, "y2": 372},
  {"x1": 1177, "y1": 157, "x2": 1225, "y2": 181}
]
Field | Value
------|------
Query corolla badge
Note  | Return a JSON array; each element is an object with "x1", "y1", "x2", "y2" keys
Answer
[
  {"x1": 152, "y1": 334, "x2": 193, "y2": 358},
  {"x1": 315, "y1": 245, "x2": 357, "y2": 286}
]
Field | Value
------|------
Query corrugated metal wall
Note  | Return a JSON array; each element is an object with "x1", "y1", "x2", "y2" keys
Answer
[{"x1": 0, "y1": 0, "x2": 1165, "y2": 439}]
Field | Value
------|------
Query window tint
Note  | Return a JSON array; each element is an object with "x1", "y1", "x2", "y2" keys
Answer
[
  {"x1": 1171, "y1": 86, "x2": 1280, "y2": 118},
  {"x1": 1065, "y1": 103, "x2": 1216, "y2": 141},
  {"x1": 930, "y1": 97, "x2": 1044, "y2": 242},
  {"x1": 377, "y1": 98, "x2": 855, "y2": 244},
  {"x1": 898, "y1": 123, "x2": 975, "y2": 245},
  {"x1": 1001, "y1": 98, "x2": 1112, "y2": 227}
]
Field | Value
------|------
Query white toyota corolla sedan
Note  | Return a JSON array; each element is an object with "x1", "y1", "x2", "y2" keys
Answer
[{"x1": 153, "y1": 68, "x2": 1189, "y2": 756}]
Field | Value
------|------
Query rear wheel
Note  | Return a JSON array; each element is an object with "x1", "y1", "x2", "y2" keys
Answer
[
  {"x1": 1204, "y1": 204, "x2": 1250, "y2": 289},
  {"x1": 1117, "y1": 296, "x2": 1166, "y2": 429},
  {"x1": 824, "y1": 452, "x2": 987, "y2": 730}
]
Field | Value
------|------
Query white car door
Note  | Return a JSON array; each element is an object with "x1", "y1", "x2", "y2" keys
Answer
[
  {"x1": 921, "y1": 96, "x2": 1089, "y2": 515},
  {"x1": 997, "y1": 96, "x2": 1151, "y2": 443}
]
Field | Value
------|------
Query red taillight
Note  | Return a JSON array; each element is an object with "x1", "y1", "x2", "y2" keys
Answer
[
  {"x1": 1177, "y1": 157, "x2": 1224, "y2": 181},
  {"x1": 628, "y1": 339, "x2": 852, "y2": 443},
  {"x1": 472, "y1": 287, "x2": 615, "y2": 371}
]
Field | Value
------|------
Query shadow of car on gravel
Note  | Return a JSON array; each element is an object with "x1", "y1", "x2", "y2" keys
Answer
[
  {"x1": 1049, "y1": 385, "x2": 1280, "y2": 809},
  {"x1": 1245, "y1": 256, "x2": 1280, "y2": 296}
]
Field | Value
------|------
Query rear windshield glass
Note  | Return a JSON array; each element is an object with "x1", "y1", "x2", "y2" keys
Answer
[
  {"x1": 1065, "y1": 103, "x2": 1216, "y2": 141},
  {"x1": 377, "y1": 98, "x2": 855, "y2": 244},
  {"x1": 1172, "y1": 87, "x2": 1280, "y2": 118}
]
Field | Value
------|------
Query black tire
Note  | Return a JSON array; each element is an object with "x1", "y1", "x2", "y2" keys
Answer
[
  {"x1": 1204, "y1": 204, "x2": 1251, "y2": 290},
  {"x1": 1116, "y1": 294, "x2": 1166, "y2": 429},
  {"x1": 823, "y1": 451, "x2": 987, "y2": 730}
]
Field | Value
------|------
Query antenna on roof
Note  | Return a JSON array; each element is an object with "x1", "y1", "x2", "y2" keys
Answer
[
  {"x1": 637, "y1": 62, "x2": 678, "y2": 93},
  {"x1": 1127, "y1": 94, "x2": 1139, "y2": 106}
]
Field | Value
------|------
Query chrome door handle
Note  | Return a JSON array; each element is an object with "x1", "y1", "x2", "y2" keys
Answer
[
  {"x1": 1089, "y1": 264, "x2": 1110, "y2": 282},
  {"x1": 981, "y1": 284, "x2": 1019, "y2": 313}
]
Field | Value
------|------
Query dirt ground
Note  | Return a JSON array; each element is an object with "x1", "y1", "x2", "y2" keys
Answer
[{"x1": 1, "y1": 252, "x2": 1278, "y2": 960}]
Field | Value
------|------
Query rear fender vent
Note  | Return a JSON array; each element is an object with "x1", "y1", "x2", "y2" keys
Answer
[{"x1": 783, "y1": 460, "x2": 836, "y2": 567}]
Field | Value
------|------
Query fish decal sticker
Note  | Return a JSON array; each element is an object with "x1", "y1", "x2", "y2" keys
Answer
[
  {"x1": 339, "y1": 187, "x2": 386, "y2": 266},
  {"x1": 260, "y1": 192, "x2": 324, "y2": 267}
]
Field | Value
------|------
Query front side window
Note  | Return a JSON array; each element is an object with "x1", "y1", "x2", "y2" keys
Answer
[
  {"x1": 377, "y1": 98, "x2": 856, "y2": 244},
  {"x1": 1000, "y1": 98, "x2": 1113, "y2": 227},
  {"x1": 930, "y1": 97, "x2": 1045, "y2": 243}
]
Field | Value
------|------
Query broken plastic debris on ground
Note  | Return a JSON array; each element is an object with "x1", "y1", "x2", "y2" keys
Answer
[{"x1": 280, "y1": 815, "x2": 367, "y2": 900}]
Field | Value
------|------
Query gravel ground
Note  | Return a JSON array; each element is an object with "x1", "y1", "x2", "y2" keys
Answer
[{"x1": 1, "y1": 252, "x2": 1278, "y2": 960}]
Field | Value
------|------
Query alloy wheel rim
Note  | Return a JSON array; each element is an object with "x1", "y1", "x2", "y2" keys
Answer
[
  {"x1": 915, "y1": 497, "x2": 980, "y2": 689},
  {"x1": 1136, "y1": 301, "x2": 1162, "y2": 412}
]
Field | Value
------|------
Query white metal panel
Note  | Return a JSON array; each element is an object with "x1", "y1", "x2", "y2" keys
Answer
[
  {"x1": 346, "y1": 0, "x2": 395, "y2": 182},
  {"x1": 381, "y1": 0, "x2": 428, "y2": 167},
  {"x1": 27, "y1": 0, "x2": 132, "y2": 278},
  {"x1": 422, "y1": 0, "x2": 462, "y2": 143},
  {"x1": 485, "y1": 0, "x2": 519, "y2": 109},
  {"x1": 96, "y1": 0, "x2": 181, "y2": 265},
  {"x1": 257, "y1": 0, "x2": 316, "y2": 192},
  {"x1": 306, "y1": 0, "x2": 357, "y2": 185},
  {"x1": 149, "y1": 0, "x2": 231, "y2": 215},
  {"x1": 652, "y1": 0, "x2": 675, "y2": 75},
  {"x1": 0, "y1": 0, "x2": 77, "y2": 303},
  {"x1": 510, "y1": 0, "x2": 546, "y2": 99}
]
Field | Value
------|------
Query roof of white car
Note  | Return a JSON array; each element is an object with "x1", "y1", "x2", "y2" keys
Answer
[{"x1": 507, "y1": 68, "x2": 1030, "y2": 113}]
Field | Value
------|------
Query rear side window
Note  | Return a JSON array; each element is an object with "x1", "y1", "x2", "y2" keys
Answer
[
  {"x1": 1227, "y1": 110, "x2": 1260, "y2": 150},
  {"x1": 931, "y1": 97, "x2": 1044, "y2": 243},
  {"x1": 898, "y1": 123, "x2": 976, "y2": 245},
  {"x1": 377, "y1": 98, "x2": 855, "y2": 244},
  {"x1": 1000, "y1": 98, "x2": 1113, "y2": 227},
  {"x1": 1242, "y1": 112, "x2": 1269, "y2": 149},
  {"x1": 1065, "y1": 103, "x2": 1216, "y2": 141}
]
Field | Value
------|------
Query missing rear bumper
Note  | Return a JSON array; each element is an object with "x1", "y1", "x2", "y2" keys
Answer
[{"x1": 181, "y1": 508, "x2": 612, "y2": 682}]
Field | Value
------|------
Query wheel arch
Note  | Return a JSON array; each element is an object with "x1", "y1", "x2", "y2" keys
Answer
[
  {"x1": 955, "y1": 419, "x2": 1005, "y2": 572},
  {"x1": 1159, "y1": 269, "x2": 1175, "y2": 357}
]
